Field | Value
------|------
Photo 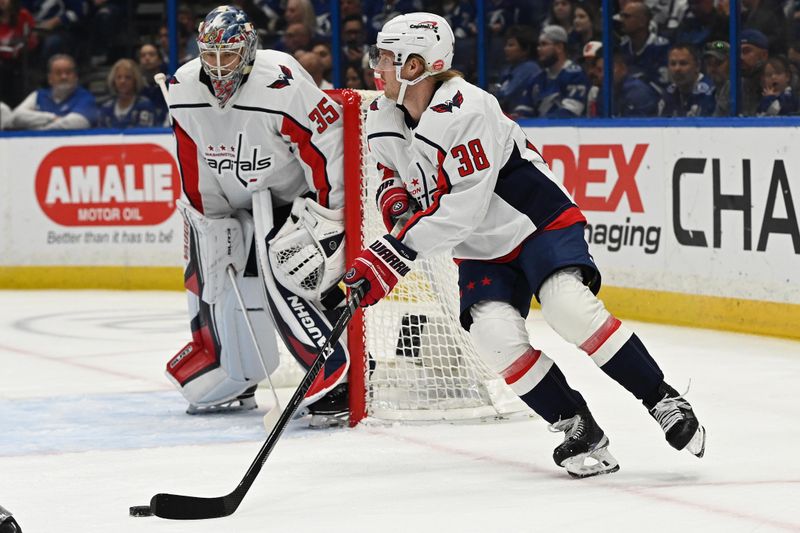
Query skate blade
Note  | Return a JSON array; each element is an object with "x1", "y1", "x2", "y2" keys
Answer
[
  {"x1": 308, "y1": 412, "x2": 348, "y2": 429},
  {"x1": 562, "y1": 445, "x2": 620, "y2": 479},
  {"x1": 686, "y1": 425, "x2": 706, "y2": 458},
  {"x1": 186, "y1": 398, "x2": 257, "y2": 415}
]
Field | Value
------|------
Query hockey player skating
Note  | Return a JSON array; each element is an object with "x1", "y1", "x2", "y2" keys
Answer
[
  {"x1": 164, "y1": 6, "x2": 350, "y2": 427},
  {"x1": 344, "y1": 12, "x2": 706, "y2": 477}
]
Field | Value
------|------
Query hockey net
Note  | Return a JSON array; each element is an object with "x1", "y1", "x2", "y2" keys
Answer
[{"x1": 332, "y1": 89, "x2": 527, "y2": 425}]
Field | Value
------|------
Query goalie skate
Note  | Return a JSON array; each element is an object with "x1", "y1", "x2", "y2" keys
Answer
[
  {"x1": 186, "y1": 385, "x2": 258, "y2": 415},
  {"x1": 549, "y1": 407, "x2": 620, "y2": 478},
  {"x1": 646, "y1": 382, "x2": 706, "y2": 458},
  {"x1": 307, "y1": 383, "x2": 349, "y2": 429}
]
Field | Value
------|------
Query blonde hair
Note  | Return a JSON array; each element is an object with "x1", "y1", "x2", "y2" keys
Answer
[{"x1": 107, "y1": 59, "x2": 145, "y2": 96}]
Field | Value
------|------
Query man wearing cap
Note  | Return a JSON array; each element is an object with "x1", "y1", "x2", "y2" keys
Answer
[
  {"x1": 658, "y1": 43, "x2": 716, "y2": 116},
  {"x1": 584, "y1": 42, "x2": 659, "y2": 117},
  {"x1": 703, "y1": 40, "x2": 731, "y2": 116},
  {"x1": 741, "y1": 28, "x2": 770, "y2": 115},
  {"x1": 521, "y1": 25, "x2": 590, "y2": 117}
]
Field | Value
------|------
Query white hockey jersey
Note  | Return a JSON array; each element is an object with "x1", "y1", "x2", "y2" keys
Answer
[
  {"x1": 168, "y1": 50, "x2": 345, "y2": 217},
  {"x1": 366, "y1": 77, "x2": 583, "y2": 261}
]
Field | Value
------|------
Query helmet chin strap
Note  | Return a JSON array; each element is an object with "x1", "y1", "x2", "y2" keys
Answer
[{"x1": 394, "y1": 64, "x2": 431, "y2": 106}]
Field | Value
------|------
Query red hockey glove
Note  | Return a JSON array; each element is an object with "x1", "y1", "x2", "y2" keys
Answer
[
  {"x1": 376, "y1": 175, "x2": 415, "y2": 232},
  {"x1": 344, "y1": 235, "x2": 417, "y2": 306}
]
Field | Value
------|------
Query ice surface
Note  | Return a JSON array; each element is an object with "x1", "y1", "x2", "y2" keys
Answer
[{"x1": 1, "y1": 290, "x2": 798, "y2": 532}]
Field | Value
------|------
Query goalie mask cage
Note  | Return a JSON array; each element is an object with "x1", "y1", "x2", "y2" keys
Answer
[{"x1": 329, "y1": 89, "x2": 527, "y2": 426}]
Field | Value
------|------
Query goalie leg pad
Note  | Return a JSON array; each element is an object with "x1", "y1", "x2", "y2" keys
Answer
[
  {"x1": 261, "y1": 232, "x2": 349, "y2": 405},
  {"x1": 168, "y1": 213, "x2": 280, "y2": 409},
  {"x1": 179, "y1": 200, "x2": 248, "y2": 305}
]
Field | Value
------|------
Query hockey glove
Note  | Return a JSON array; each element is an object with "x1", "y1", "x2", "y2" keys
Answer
[
  {"x1": 375, "y1": 176, "x2": 418, "y2": 233},
  {"x1": 344, "y1": 235, "x2": 417, "y2": 306}
]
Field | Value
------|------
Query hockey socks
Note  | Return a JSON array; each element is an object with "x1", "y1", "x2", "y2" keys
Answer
[
  {"x1": 596, "y1": 333, "x2": 665, "y2": 406},
  {"x1": 519, "y1": 363, "x2": 587, "y2": 424}
]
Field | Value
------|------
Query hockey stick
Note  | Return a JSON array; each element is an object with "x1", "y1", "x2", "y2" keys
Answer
[
  {"x1": 226, "y1": 264, "x2": 282, "y2": 413},
  {"x1": 143, "y1": 283, "x2": 365, "y2": 520}
]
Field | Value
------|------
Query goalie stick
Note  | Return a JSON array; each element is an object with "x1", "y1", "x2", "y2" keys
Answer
[{"x1": 137, "y1": 283, "x2": 365, "y2": 520}]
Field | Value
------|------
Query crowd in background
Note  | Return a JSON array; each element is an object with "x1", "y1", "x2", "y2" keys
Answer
[{"x1": 1, "y1": 0, "x2": 799, "y2": 131}]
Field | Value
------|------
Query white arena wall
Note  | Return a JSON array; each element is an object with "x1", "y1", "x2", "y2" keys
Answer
[{"x1": 1, "y1": 124, "x2": 798, "y2": 340}]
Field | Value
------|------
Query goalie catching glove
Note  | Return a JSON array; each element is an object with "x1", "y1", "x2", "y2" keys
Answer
[
  {"x1": 268, "y1": 197, "x2": 346, "y2": 301},
  {"x1": 375, "y1": 174, "x2": 419, "y2": 232},
  {"x1": 344, "y1": 235, "x2": 417, "y2": 306}
]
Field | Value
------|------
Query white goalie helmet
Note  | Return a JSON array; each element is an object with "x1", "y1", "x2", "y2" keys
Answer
[{"x1": 369, "y1": 12, "x2": 455, "y2": 104}]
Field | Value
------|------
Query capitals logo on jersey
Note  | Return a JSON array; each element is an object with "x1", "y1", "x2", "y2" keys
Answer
[
  {"x1": 204, "y1": 132, "x2": 273, "y2": 185},
  {"x1": 268, "y1": 65, "x2": 293, "y2": 89},
  {"x1": 430, "y1": 90, "x2": 463, "y2": 113}
]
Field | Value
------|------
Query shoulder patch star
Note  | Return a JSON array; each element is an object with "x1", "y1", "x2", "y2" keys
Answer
[
  {"x1": 466, "y1": 281, "x2": 476, "y2": 290},
  {"x1": 481, "y1": 276, "x2": 492, "y2": 286}
]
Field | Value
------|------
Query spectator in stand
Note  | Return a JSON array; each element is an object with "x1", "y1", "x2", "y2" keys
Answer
[
  {"x1": 543, "y1": 0, "x2": 575, "y2": 34},
  {"x1": 23, "y1": 0, "x2": 86, "y2": 62},
  {"x1": 284, "y1": 0, "x2": 316, "y2": 33},
  {"x1": 757, "y1": 55, "x2": 798, "y2": 115},
  {"x1": 645, "y1": 0, "x2": 688, "y2": 38},
  {"x1": 0, "y1": 0, "x2": 38, "y2": 106},
  {"x1": 97, "y1": 58, "x2": 155, "y2": 128},
  {"x1": 741, "y1": 0, "x2": 787, "y2": 55},
  {"x1": 584, "y1": 42, "x2": 661, "y2": 117},
  {"x1": 491, "y1": 25, "x2": 541, "y2": 116},
  {"x1": 787, "y1": 41, "x2": 800, "y2": 93},
  {"x1": 658, "y1": 44, "x2": 715, "y2": 116},
  {"x1": 312, "y1": 41, "x2": 333, "y2": 81},
  {"x1": 341, "y1": 14, "x2": 367, "y2": 72},
  {"x1": 137, "y1": 42, "x2": 167, "y2": 125},
  {"x1": 703, "y1": 40, "x2": 731, "y2": 116},
  {"x1": 344, "y1": 63, "x2": 366, "y2": 89},
  {"x1": 296, "y1": 49, "x2": 333, "y2": 89},
  {"x1": 436, "y1": 0, "x2": 478, "y2": 77},
  {"x1": 157, "y1": 7, "x2": 199, "y2": 68},
  {"x1": 279, "y1": 21, "x2": 313, "y2": 54},
  {"x1": 520, "y1": 25, "x2": 590, "y2": 117},
  {"x1": 10, "y1": 53, "x2": 96, "y2": 129},
  {"x1": 86, "y1": 0, "x2": 127, "y2": 67},
  {"x1": 673, "y1": 0, "x2": 728, "y2": 47},
  {"x1": 740, "y1": 29, "x2": 770, "y2": 115},
  {"x1": 438, "y1": 0, "x2": 477, "y2": 38},
  {"x1": 487, "y1": 0, "x2": 515, "y2": 37},
  {"x1": 569, "y1": 2, "x2": 601, "y2": 61},
  {"x1": 618, "y1": 1, "x2": 671, "y2": 92}
]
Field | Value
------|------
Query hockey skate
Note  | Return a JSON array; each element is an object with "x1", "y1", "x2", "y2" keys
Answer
[
  {"x1": 645, "y1": 382, "x2": 706, "y2": 457},
  {"x1": 307, "y1": 383, "x2": 349, "y2": 428},
  {"x1": 549, "y1": 407, "x2": 620, "y2": 478},
  {"x1": 186, "y1": 385, "x2": 258, "y2": 415}
]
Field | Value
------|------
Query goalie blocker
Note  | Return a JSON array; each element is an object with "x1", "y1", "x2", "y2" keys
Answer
[{"x1": 167, "y1": 195, "x2": 350, "y2": 421}]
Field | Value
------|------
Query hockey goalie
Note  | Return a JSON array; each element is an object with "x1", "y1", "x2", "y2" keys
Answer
[{"x1": 162, "y1": 6, "x2": 350, "y2": 427}]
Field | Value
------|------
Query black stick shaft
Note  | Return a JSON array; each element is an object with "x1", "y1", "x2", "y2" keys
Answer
[{"x1": 149, "y1": 285, "x2": 365, "y2": 520}]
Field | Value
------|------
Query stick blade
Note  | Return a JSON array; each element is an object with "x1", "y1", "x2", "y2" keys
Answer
[{"x1": 150, "y1": 493, "x2": 233, "y2": 520}]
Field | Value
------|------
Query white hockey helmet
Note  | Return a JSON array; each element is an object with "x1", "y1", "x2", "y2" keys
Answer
[{"x1": 369, "y1": 12, "x2": 455, "y2": 103}]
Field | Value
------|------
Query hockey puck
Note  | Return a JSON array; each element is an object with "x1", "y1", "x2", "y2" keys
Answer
[{"x1": 129, "y1": 505, "x2": 153, "y2": 517}]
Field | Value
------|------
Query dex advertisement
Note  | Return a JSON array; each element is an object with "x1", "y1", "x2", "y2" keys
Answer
[{"x1": 523, "y1": 126, "x2": 800, "y2": 305}]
